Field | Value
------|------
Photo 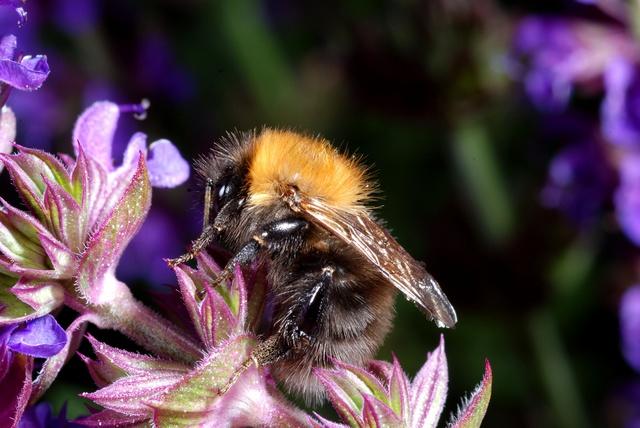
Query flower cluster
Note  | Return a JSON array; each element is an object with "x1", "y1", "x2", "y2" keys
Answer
[
  {"x1": 0, "y1": 99, "x2": 195, "y2": 425},
  {"x1": 511, "y1": 2, "x2": 640, "y2": 240},
  {"x1": 77, "y1": 253, "x2": 492, "y2": 427},
  {"x1": 511, "y1": 1, "x2": 640, "y2": 383}
]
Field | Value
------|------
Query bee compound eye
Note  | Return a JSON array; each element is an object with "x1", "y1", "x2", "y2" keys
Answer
[{"x1": 218, "y1": 183, "x2": 229, "y2": 199}]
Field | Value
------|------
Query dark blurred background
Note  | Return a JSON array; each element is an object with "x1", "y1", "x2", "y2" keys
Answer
[{"x1": 2, "y1": 0, "x2": 637, "y2": 426}]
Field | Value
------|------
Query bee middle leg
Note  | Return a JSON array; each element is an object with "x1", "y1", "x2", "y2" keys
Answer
[{"x1": 219, "y1": 264, "x2": 333, "y2": 394}]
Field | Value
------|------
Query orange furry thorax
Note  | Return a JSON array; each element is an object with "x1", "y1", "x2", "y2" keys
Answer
[{"x1": 247, "y1": 129, "x2": 372, "y2": 209}]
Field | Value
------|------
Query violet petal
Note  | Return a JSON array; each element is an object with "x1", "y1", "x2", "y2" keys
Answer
[
  {"x1": 0, "y1": 55, "x2": 50, "y2": 91},
  {"x1": 146, "y1": 139, "x2": 190, "y2": 188},
  {"x1": 7, "y1": 315, "x2": 66, "y2": 358},
  {"x1": 0, "y1": 35, "x2": 16, "y2": 60},
  {"x1": 71, "y1": 101, "x2": 119, "y2": 171}
]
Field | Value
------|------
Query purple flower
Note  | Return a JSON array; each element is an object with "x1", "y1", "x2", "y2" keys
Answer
[
  {"x1": 0, "y1": 315, "x2": 66, "y2": 427},
  {"x1": 513, "y1": 17, "x2": 636, "y2": 110},
  {"x1": 602, "y1": 58, "x2": 640, "y2": 147},
  {"x1": 620, "y1": 285, "x2": 640, "y2": 372},
  {"x1": 541, "y1": 140, "x2": 615, "y2": 224},
  {"x1": 134, "y1": 34, "x2": 195, "y2": 103},
  {"x1": 72, "y1": 101, "x2": 190, "y2": 188},
  {"x1": 52, "y1": 0, "x2": 98, "y2": 34},
  {"x1": 0, "y1": 100, "x2": 189, "y2": 327},
  {"x1": 5, "y1": 315, "x2": 66, "y2": 358},
  {"x1": 0, "y1": 99, "x2": 197, "y2": 408},
  {"x1": 0, "y1": 34, "x2": 49, "y2": 107}
]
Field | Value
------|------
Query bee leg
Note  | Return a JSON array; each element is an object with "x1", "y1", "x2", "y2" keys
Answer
[
  {"x1": 279, "y1": 266, "x2": 333, "y2": 350},
  {"x1": 218, "y1": 265, "x2": 333, "y2": 395},
  {"x1": 167, "y1": 179, "x2": 218, "y2": 267},
  {"x1": 166, "y1": 224, "x2": 219, "y2": 267},
  {"x1": 212, "y1": 217, "x2": 310, "y2": 287},
  {"x1": 218, "y1": 334, "x2": 285, "y2": 395}
]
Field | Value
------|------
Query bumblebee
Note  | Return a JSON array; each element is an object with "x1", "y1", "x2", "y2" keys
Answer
[{"x1": 169, "y1": 129, "x2": 456, "y2": 402}]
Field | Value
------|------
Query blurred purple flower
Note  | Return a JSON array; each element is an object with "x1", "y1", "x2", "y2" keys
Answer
[
  {"x1": 53, "y1": 0, "x2": 98, "y2": 34},
  {"x1": 603, "y1": 58, "x2": 640, "y2": 147},
  {"x1": 620, "y1": 285, "x2": 640, "y2": 372},
  {"x1": 18, "y1": 402, "x2": 80, "y2": 428},
  {"x1": 0, "y1": 34, "x2": 49, "y2": 106},
  {"x1": 135, "y1": 34, "x2": 195, "y2": 103},
  {"x1": 615, "y1": 155, "x2": 640, "y2": 245},
  {"x1": 541, "y1": 141, "x2": 615, "y2": 224},
  {"x1": 513, "y1": 17, "x2": 636, "y2": 110},
  {"x1": 0, "y1": 0, "x2": 27, "y2": 27}
]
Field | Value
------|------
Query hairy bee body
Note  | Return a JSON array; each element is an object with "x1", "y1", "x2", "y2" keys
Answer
[{"x1": 188, "y1": 129, "x2": 455, "y2": 403}]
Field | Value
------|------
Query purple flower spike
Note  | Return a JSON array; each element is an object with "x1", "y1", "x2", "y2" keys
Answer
[
  {"x1": 7, "y1": 315, "x2": 66, "y2": 358},
  {"x1": 513, "y1": 17, "x2": 637, "y2": 110},
  {"x1": 620, "y1": 285, "x2": 640, "y2": 373}
]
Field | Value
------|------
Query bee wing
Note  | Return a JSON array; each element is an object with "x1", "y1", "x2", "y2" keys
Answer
[{"x1": 295, "y1": 195, "x2": 457, "y2": 328}]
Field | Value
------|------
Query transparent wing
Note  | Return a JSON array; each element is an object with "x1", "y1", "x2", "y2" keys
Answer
[{"x1": 295, "y1": 195, "x2": 457, "y2": 328}]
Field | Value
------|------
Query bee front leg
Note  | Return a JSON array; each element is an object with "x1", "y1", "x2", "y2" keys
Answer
[{"x1": 211, "y1": 217, "x2": 310, "y2": 287}]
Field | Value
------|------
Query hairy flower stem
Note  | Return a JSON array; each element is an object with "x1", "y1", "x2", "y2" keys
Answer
[{"x1": 96, "y1": 283, "x2": 201, "y2": 364}]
